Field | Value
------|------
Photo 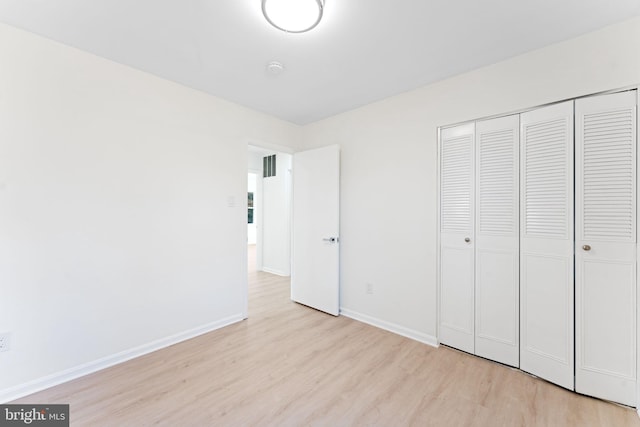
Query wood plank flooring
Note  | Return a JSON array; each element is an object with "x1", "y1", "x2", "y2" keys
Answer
[{"x1": 12, "y1": 246, "x2": 640, "y2": 426}]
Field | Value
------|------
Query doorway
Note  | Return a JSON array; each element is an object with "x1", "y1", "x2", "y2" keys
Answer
[
  {"x1": 246, "y1": 143, "x2": 342, "y2": 318},
  {"x1": 247, "y1": 144, "x2": 293, "y2": 277}
]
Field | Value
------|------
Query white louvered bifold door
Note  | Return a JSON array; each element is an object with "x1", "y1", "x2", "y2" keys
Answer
[
  {"x1": 575, "y1": 91, "x2": 637, "y2": 406},
  {"x1": 520, "y1": 101, "x2": 574, "y2": 390},
  {"x1": 474, "y1": 115, "x2": 520, "y2": 367},
  {"x1": 440, "y1": 123, "x2": 475, "y2": 354}
]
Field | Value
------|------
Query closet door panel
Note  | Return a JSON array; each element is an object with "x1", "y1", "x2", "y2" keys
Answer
[
  {"x1": 441, "y1": 245, "x2": 475, "y2": 351},
  {"x1": 575, "y1": 91, "x2": 637, "y2": 406},
  {"x1": 520, "y1": 101, "x2": 574, "y2": 390},
  {"x1": 474, "y1": 115, "x2": 520, "y2": 367},
  {"x1": 440, "y1": 123, "x2": 475, "y2": 353}
]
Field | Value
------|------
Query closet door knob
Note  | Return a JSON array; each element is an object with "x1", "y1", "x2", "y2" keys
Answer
[
  {"x1": 464, "y1": 237, "x2": 471, "y2": 243},
  {"x1": 583, "y1": 245, "x2": 591, "y2": 251}
]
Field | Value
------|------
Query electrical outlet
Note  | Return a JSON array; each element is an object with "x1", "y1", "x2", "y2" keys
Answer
[
  {"x1": 366, "y1": 283, "x2": 374, "y2": 295},
  {"x1": 0, "y1": 333, "x2": 10, "y2": 352}
]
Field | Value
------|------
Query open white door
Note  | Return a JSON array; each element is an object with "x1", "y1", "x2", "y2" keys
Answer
[{"x1": 291, "y1": 145, "x2": 340, "y2": 316}]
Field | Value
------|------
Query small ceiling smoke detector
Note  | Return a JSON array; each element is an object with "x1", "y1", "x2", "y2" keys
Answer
[{"x1": 266, "y1": 61, "x2": 285, "y2": 75}]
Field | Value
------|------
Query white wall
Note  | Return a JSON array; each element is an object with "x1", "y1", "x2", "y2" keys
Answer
[
  {"x1": 248, "y1": 152, "x2": 263, "y2": 171},
  {"x1": 0, "y1": 23, "x2": 300, "y2": 401},
  {"x1": 262, "y1": 153, "x2": 292, "y2": 276},
  {"x1": 300, "y1": 17, "x2": 640, "y2": 344}
]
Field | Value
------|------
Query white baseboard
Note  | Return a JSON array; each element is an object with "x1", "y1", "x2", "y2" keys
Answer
[
  {"x1": 340, "y1": 308, "x2": 439, "y2": 348},
  {"x1": 261, "y1": 267, "x2": 290, "y2": 276},
  {"x1": 0, "y1": 313, "x2": 244, "y2": 403}
]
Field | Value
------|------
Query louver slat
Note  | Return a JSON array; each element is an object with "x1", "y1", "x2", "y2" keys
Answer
[
  {"x1": 441, "y1": 134, "x2": 473, "y2": 233},
  {"x1": 582, "y1": 108, "x2": 635, "y2": 241},
  {"x1": 479, "y1": 129, "x2": 515, "y2": 234},
  {"x1": 523, "y1": 118, "x2": 569, "y2": 238}
]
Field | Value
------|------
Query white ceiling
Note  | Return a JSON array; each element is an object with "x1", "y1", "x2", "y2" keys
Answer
[{"x1": 1, "y1": 1, "x2": 639, "y2": 125}]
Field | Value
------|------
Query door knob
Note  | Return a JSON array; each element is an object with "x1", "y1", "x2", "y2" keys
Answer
[
  {"x1": 322, "y1": 237, "x2": 338, "y2": 243},
  {"x1": 583, "y1": 244, "x2": 591, "y2": 251},
  {"x1": 464, "y1": 237, "x2": 471, "y2": 243}
]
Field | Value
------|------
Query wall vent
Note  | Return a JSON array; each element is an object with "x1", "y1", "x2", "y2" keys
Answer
[{"x1": 263, "y1": 154, "x2": 276, "y2": 178}]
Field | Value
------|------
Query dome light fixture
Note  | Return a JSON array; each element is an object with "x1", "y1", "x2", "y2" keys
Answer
[{"x1": 262, "y1": 0, "x2": 324, "y2": 33}]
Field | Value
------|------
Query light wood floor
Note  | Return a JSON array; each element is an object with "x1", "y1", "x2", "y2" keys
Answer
[{"x1": 13, "y1": 246, "x2": 640, "y2": 426}]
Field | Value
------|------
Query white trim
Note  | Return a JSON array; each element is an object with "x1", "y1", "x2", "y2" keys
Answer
[
  {"x1": 440, "y1": 85, "x2": 639, "y2": 131},
  {"x1": 248, "y1": 168, "x2": 263, "y2": 274},
  {"x1": 261, "y1": 267, "x2": 290, "y2": 276},
  {"x1": 247, "y1": 140, "x2": 295, "y2": 155},
  {"x1": 435, "y1": 126, "x2": 441, "y2": 345},
  {"x1": 636, "y1": 86, "x2": 640, "y2": 411},
  {"x1": 241, "y1": 163, "x2": 252, "y2": 320},
  {"x1": 247, "y1": 167, "x2": 262, "y2": 319},
  {"x1": 0, "y1": 314, "x2": 244, "y2": 403},
  {"x1": 340, "y1": 308, "x2": 439, "y2": 348}
]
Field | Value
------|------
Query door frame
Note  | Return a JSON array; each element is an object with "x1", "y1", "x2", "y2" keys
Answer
[
  {"x1": 248, "y1": 169, "x2": 262, "y2": 268},
  {"x1": 635, "y1": 86, "x2": 640, "y2": 412},
  {"x1": 436, "y1": 126, "x2": 442, "y2": 345}
]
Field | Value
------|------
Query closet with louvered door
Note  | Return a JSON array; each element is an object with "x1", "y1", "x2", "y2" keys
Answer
[
  {"x1": 439, "y1": 116, "x2": 520, "y2": 365},
  {"x1": 474, "y1": 115, "x2": 520, "y2": 368},
  {"x1": 440, "y1": 123, "x2": 475, "y2": 354},
  {"x1": 439, "y1": 90, "x2": 638, "y2": 407},
  {"x1": 519, "y1": 101, "x2": 575, "y2": 390},
  {"x1": 575, "y1": 91, "x2": 637, "y2": 406}
]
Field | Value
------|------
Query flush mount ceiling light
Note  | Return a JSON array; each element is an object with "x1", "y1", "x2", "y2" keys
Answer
[{"x1": 262, "y1": 0, "x2": 324, "y2": 33}]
